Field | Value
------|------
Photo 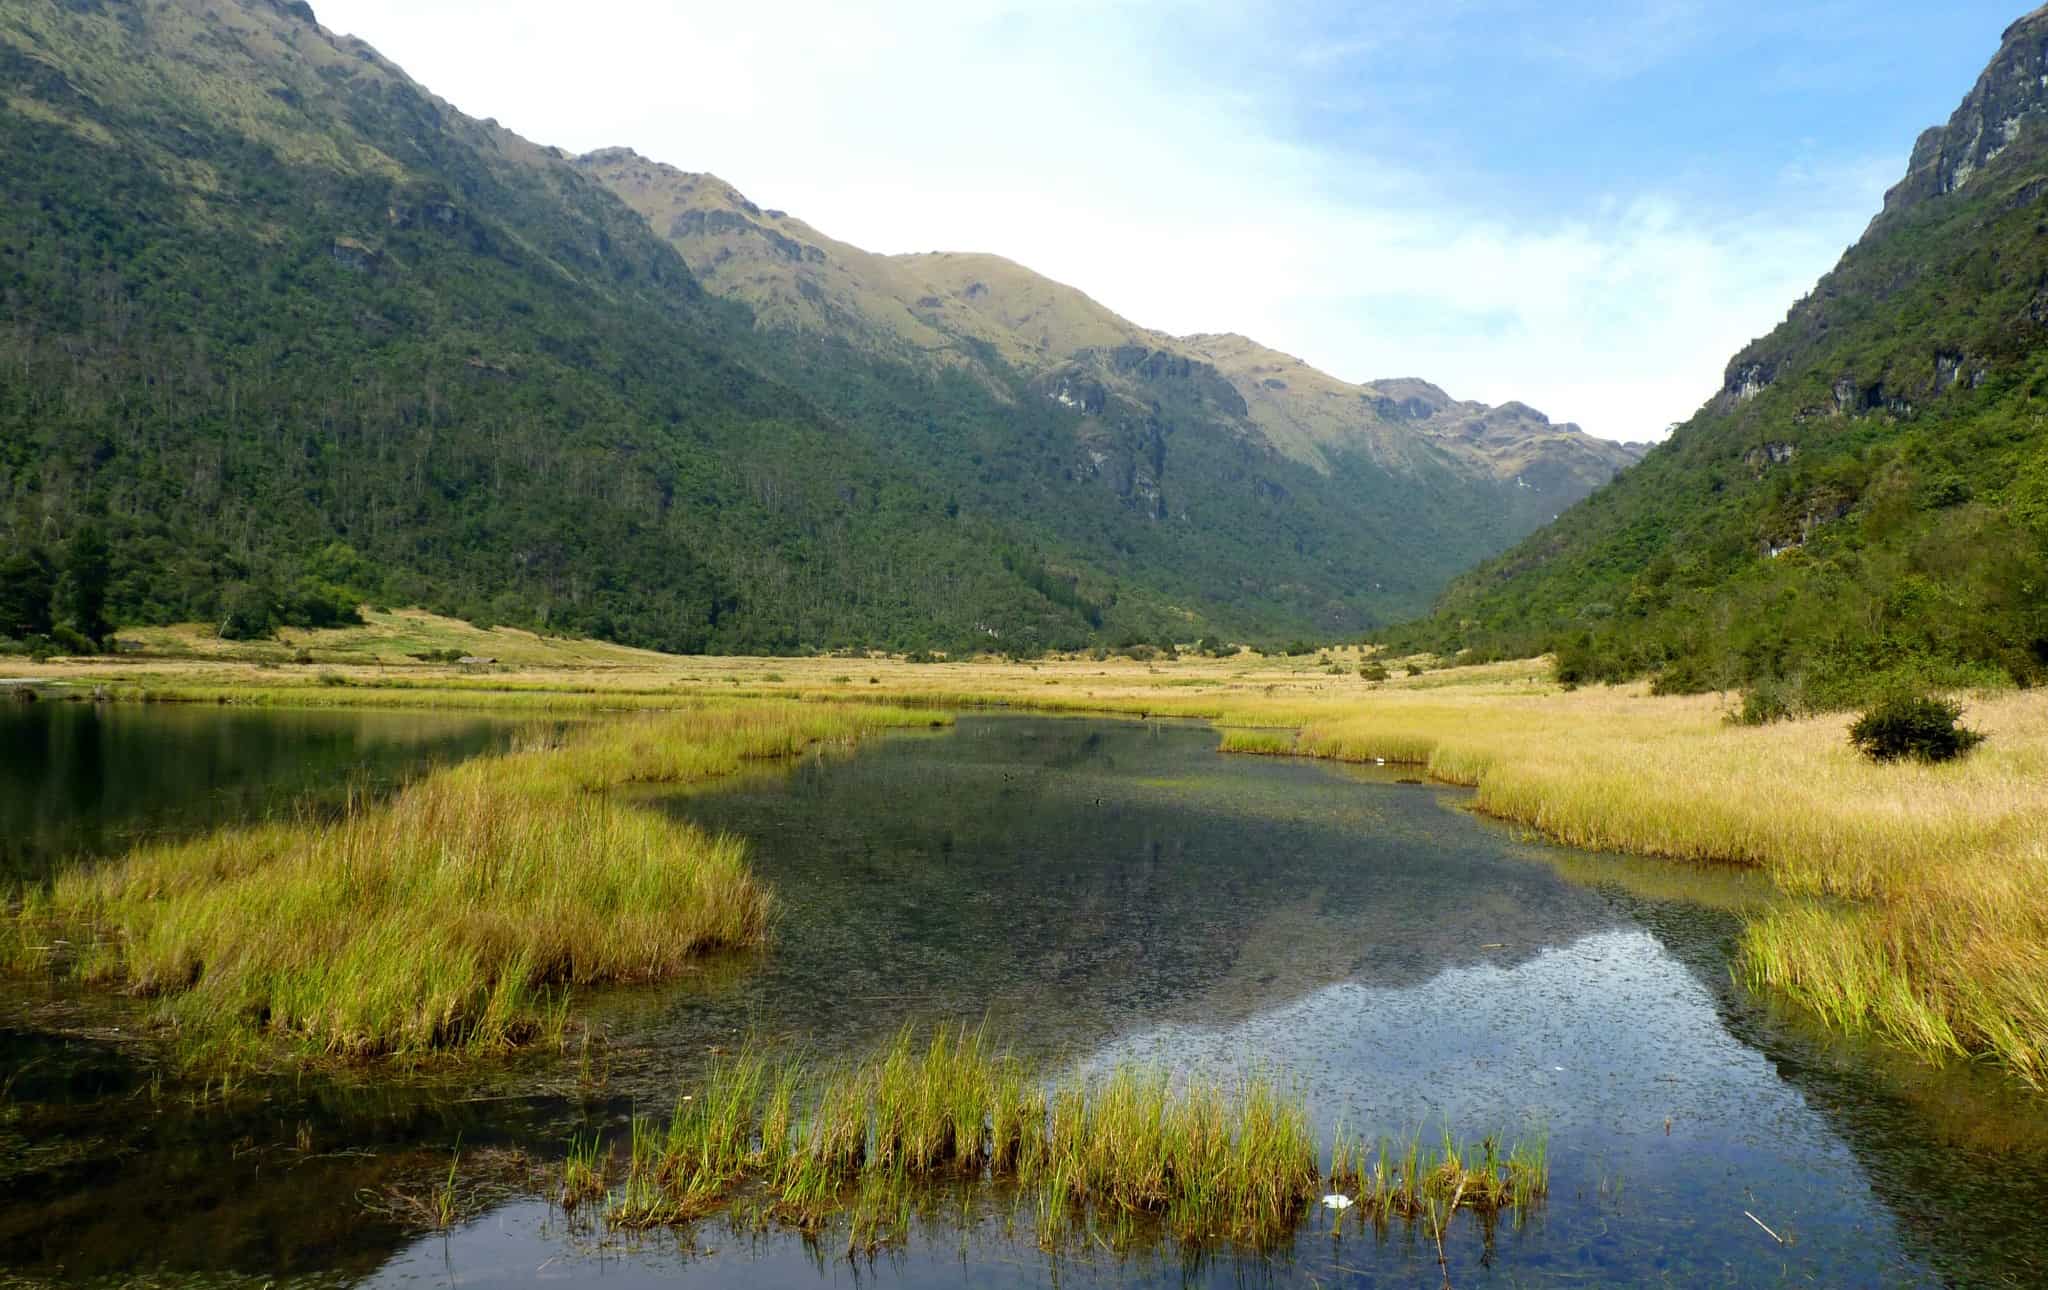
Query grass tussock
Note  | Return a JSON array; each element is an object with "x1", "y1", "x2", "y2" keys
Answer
[
  {"x1": 1216, "y1": 729, "x2": 1298, "y2": 756},
  {"x1": 5, "y1": 702, "x2": 945, "y2": 1063},
  {"x1": 1327, "y1": 1122, "x2": 1549, "y2": 1230},
  {"x1": 1271, "y1": 688, "x2": 2048, "y2": 1088},
  {"x1": 594, "y1": 1025, "x2": 1545, "y2": 1254}
]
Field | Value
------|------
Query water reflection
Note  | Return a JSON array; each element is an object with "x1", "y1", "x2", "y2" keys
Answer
[
  {"x1": 4, "y1": 713, "x2": 2045, "y2": 1287},
  {"x1": 0, "y1": 701, "x2": 519, "y2": 882}
]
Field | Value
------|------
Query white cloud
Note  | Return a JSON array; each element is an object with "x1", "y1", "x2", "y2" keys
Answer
[{"x1": 310, "y1": 0, "x2": 1893, "y2": 442}]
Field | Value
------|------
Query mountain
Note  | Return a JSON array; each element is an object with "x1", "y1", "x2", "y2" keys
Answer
[
  {"x1": 0, "y1": 0, "x2": 1630, "y2": 657},
  {"x1": 575, "y1": 148, "x2": 1640, "y2": 516},
  {"x1": 1383, "y1": 7, "x2": 2048, "y2": 701}
]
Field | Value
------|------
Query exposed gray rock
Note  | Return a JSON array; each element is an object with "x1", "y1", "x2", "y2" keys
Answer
[
  {"x1": 1882, "y1": 6, "x2": 2048, "y2": 217},
  {"x1": 329, "y1": 236, "x2": 380, "y2": 273},
  {"x1": 1727, "y1": 361, "x2": 1773, "y2": 403},
  {"x1": 1744, "y1": 441, "x2": 1798, "y2": 474}
]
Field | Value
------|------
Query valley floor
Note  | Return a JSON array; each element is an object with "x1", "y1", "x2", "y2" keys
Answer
[{"x1": 10, "y1": 612, "x2": 2046, "y2": 1091}]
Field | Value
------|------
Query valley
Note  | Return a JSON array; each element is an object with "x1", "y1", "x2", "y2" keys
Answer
[{"x1": 5, "y1": 2, "x2": 2048, "y2": 1287}]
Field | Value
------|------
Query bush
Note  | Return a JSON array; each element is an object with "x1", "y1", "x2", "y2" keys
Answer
[
  {"x1": 280, "y1": 577, "x2": 363, "y2": 629},
  {"x1": 1730, "y1": 675, "x2": 1807, "y2": 726},
  {"x1": 50, "y1": 624, "x2": 96, "y2": 656},
  {"x1": 1359, "y1": 662, "x2": 1390, "y2": 682},
  {"x1": 1847, "y1": 691, "x2": 1986, "y2": 763}
]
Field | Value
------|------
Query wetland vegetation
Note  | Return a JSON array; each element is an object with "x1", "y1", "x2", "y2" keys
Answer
[
  {"x1": 5, "y1": 699, "x2": 944, "y2": 1065},
  {"x1": 582, "y1": 1024, "x2": 1545, "y2": 1256},
  {"x1": 22, "y1": 629, "x2": 2044, "y2": 1092},
  {"x1": 6, "y1": 635, "x2": 2048, "y2": 1285}
]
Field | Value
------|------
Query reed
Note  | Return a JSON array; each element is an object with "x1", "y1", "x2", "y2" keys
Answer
[
  {"x1": 1215, "y1": 729, "x2": 1298, "y2": 756},
  {"x1": 592, "y1": 1025, "x2": 1545, "y2": 1254},
  {"x1": 560, "y1": 1133, "x2": 609, "y2": 1212},
  {"x1": 6, "y1": 701, "x2": 945, "y2": 1064}
]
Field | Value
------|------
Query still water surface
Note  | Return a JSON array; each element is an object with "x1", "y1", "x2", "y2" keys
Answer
[{"x1": 3, "y1": 709, "x2": 2044, "y2": 1287}]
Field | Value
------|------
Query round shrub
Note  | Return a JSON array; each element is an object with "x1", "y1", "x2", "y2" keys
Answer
[{"x1": 1847, "y1": 692, "x2": 1986, "y2": 763}]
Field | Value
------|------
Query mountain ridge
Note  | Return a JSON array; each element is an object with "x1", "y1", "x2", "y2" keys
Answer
[
  {"x1": 1385, "y1": 7, "x2": 2048, "y2": 698},
  {"x1": 572, "y1": 146, "x2": 1642, "y2": 505},
  {"x1": 0, "y1": 0, "x2": 1638, "y2": 655}
]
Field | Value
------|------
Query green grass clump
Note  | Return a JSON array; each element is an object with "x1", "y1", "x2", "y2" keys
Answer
[
  {"x1": 560, "y1": 1133, "x2": 609, "y2": 1212},
  {"x1": 593, "y1": 1025, "x2": 1545, "y2": 1255},
  {"x1": 1328, "y1": 1123, "x2": 1549, "y2": 1230},
  {"x1": 1217, "y1": 729, "x2": 1298, "y2": 756},
  {"x1": 6, "y1": 701, "x2": 944, "y2": 1063}
]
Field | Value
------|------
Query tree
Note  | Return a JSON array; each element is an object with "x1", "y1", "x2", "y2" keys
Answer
[
  {"x1": 0, "y1": 548, "x2": 56, "y2": 640},
  {"x1": 217, "y1": 582, "x2": 279, "y2": 641},
  {"x1": 54, "y1": 527, "x2": 112, "y2": 647}
]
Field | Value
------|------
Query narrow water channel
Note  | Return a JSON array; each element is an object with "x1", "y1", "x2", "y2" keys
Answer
[{"x1": 3, "y1": 711, "x2": 2044, "y2": 1287}]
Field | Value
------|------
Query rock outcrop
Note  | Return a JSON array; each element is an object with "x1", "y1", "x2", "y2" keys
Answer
[{"x1": 1880, "y1": 6, "x2": 2048, "y2": 219}]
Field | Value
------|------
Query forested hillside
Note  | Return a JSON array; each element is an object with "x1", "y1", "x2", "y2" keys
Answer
[
  {"x1": 1383, "y1": 8, "x2": 2048, "y2": 702},
  {"x1": 0, "y1": 0, "x2": 1634, "y2": 657}
]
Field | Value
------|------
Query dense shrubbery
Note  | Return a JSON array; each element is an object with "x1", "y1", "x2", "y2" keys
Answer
[{"x1": 1847, "y1": 691, "x2": 1986, "y2": 763}]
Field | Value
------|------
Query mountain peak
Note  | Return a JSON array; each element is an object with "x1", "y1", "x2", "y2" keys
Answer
[{"x1": 1880, "y1": 6, "x2": 2048, "y2": 220}]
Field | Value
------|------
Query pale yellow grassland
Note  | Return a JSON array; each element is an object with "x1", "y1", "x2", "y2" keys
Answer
[{"x1": 16, "y1": 619, "x2": 2048, "y2": 1085}]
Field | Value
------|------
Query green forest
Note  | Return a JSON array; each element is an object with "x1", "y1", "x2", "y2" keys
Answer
[{"x1": 0, "y1": 0, "x2": 1542, "y2": 658}]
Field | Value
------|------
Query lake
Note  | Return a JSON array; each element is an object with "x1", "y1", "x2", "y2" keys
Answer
[{"x1": 3, "y1": 708, "x2": 2044, "y2": 1287}]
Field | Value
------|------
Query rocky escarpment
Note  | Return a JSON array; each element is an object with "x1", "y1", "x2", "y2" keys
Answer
[
  {"x1": 1881, "y1": 5, "x2": 2048, "y2": 219},
  {"x1": 1405, "y1": 8, "x2": 2048, "y2": 693},
  {"x1": 1717, "y1": 8, "x2": 2048, "y2": 420},
  {"x1": 1037, "y1": 346, "x2": 1263, "y2": 518}
]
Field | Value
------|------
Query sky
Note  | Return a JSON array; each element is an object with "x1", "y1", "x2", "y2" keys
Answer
[{"x1": 311, "y1": 0, "x2": 2029, "y2": 442}]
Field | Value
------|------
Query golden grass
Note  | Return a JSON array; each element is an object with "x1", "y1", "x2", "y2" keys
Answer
[
  {"x1": 111, "y1": 607, "x2": 673, "y2": 669},
  {"x1": 6, "y1": 701, "x2": 945, "y2": 1063},
  {"x1": 21, "y1": 630, "x2": 2048, "y2": 1088},
  {"x1": 1243, "y1": 686, "x2": 2048, "y2": 1089},
  {"x1": 596, "y1": 1024, "x2": 1545, "y2": 1253}
]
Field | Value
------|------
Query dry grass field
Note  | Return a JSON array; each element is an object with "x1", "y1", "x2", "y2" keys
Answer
[{"x1": 11, "y1": 614, "x2": 2046, "y2": 1087}]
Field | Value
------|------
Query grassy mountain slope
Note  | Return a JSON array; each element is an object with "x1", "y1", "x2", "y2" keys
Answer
[
  {"x1": 575, "y1": 149, "x2": 1640, "y2": 519},
  {"x1": 1386, "y1": 7, "x2": 2048, "y2": 699}
]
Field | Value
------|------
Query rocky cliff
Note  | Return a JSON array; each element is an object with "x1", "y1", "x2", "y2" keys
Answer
[{"x1": 1880, "y1": 5, "x2": 2048, "y2": 219}]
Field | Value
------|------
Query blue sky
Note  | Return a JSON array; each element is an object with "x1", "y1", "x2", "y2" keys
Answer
[
  {"x1": 1185, "y1": 2, "x2": 2005, "y2": 218},
  {"x1": 314, "y1": 0, "x2": 2028, "y2": 441}
]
